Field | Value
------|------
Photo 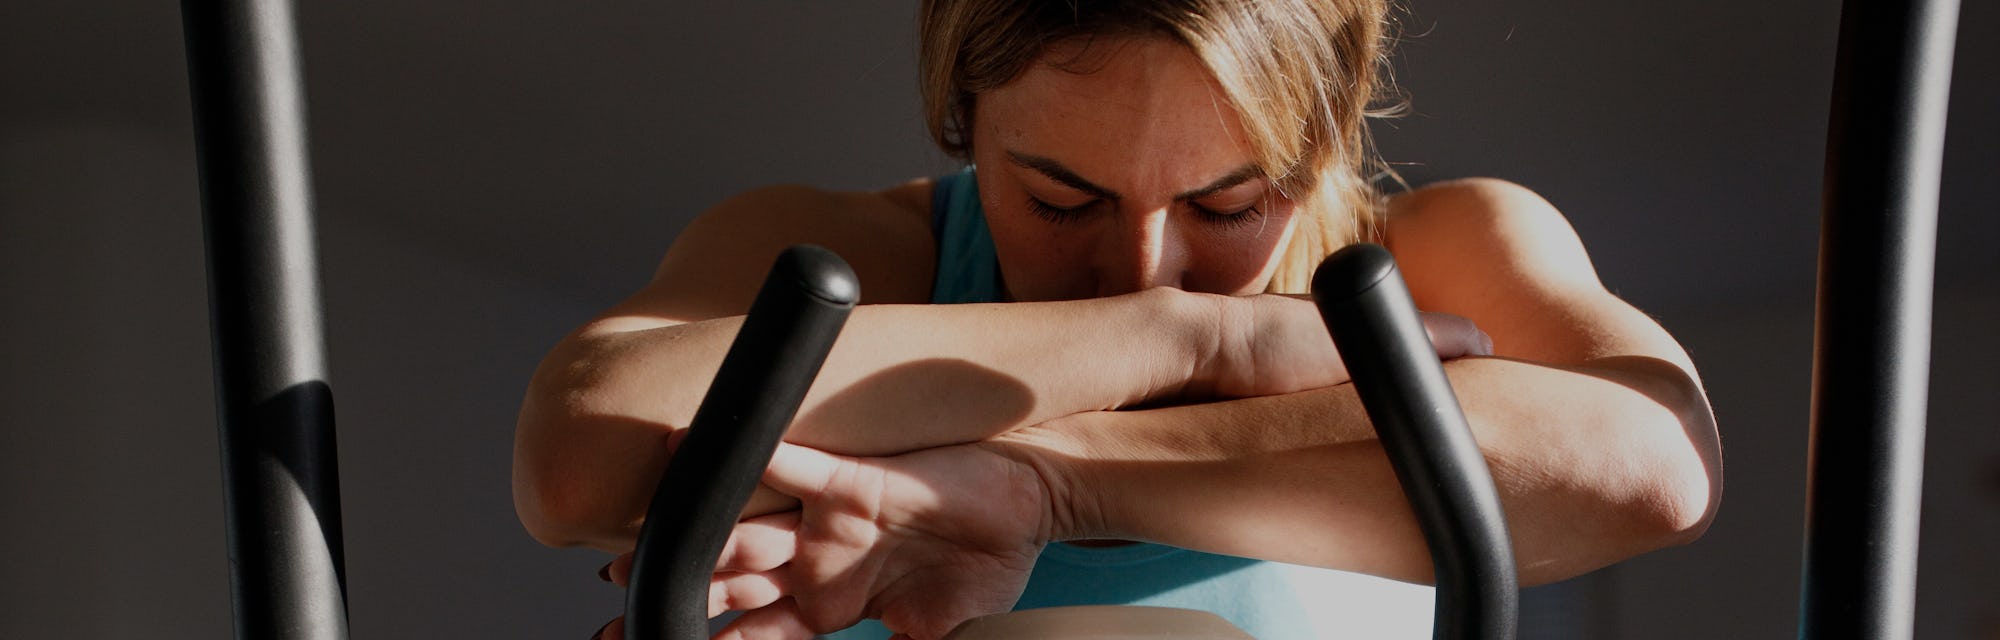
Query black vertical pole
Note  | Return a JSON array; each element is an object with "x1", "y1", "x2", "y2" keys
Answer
[
  {"x1": 180, "y1": 0, "x2": 349, "y2": 638},
  {"x1": 1802, "y1": 0, "x2": 1957, "y2": 636}
]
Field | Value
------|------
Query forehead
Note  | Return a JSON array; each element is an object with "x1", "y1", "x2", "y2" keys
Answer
[{"x1": 975, "y1": 36, "x2": 1258, "y2": 191}]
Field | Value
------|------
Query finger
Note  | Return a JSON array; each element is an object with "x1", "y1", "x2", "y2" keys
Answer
[
  {"x1": 761, "y1": 442, "x2": 848, "y2": 498},
  {"x1": 713, "y1": 599, "x2": 817, "y2": 640},
  {"x1": 741, "y1": 483, "x2": 803, "y2": 520},
  {"x1": 1421, "y1": 312, "x2": 1492, "y2": 359},
  {"x1": 594, "y1": 616, "x2": 624, "y2": 640},
  {"x1": 717, "y1": 511, "x2": 799, "y2": 573},
  {"x1": 614, "y1": 511, "x2": 796, "y2": 591},
  {"x1": 608, "y1": 552, "x2": 635, "y2": 588},
  {"x1": 709, "y1": 570, "x2": 788, "y2": 617}
]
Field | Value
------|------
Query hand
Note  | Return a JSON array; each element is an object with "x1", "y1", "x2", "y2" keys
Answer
[
  {"x1": 1199, "y1": 294, "x2": 1491, "y2": 399},
  {"x1": 595, "y1": 441, "x2": 1056, "y2": 640},
  {"x1": 728, "y1": 441, "x2": 1052, "y2": 639}
]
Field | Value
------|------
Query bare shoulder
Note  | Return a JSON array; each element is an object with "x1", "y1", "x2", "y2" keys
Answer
[
  {"x1": 1383, "y1": 177, "x2": 1602, "y2": 298},
  {"x1": 1381, "y1": 178, "x2": 1685, "y2": 366},
  {"x1": 592, "y1": 180, "x2": 939, "y2": 330}
]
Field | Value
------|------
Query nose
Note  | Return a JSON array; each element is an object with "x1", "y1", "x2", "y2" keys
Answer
[{"x1": 1095, "y1": 208, "x2": 1186, "y2": 296}]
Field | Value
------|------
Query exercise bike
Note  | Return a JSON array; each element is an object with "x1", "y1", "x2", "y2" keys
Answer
[
  {"x1": 620, "y1": 242, "x2": 1516, "y2": 640},
  {"x1": 178, "y1": 0, "x2": 1960, "y2": 636}
]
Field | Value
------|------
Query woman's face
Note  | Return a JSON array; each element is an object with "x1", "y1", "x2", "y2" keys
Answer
[{"x1": 969, "y1": 36, "x2": 1300, "y2": 302}]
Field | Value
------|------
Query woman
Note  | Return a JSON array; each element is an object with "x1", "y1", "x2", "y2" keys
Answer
[{"x1": 514, "y1": 1, "x2": 1722, "y2": 638}]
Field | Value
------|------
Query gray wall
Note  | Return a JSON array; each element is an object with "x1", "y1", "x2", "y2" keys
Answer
[{"x1": 2, "y1": 0, "x2": 1993, "y2": 637}]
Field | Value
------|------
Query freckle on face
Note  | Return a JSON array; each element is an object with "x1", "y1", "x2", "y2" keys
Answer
[{"x1": 967, "y1": 36, "x2": 1300, "y2": 300}]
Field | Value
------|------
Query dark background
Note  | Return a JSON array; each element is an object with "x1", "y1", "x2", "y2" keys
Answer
[{"x1": 2, "y1": 1, "x2": 1994, "y2": 637}]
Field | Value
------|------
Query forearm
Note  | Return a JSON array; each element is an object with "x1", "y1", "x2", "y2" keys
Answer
[
  {"x1": 1001, "y1": 355, "x2": 1720, "y2": 586},
  {"x1": 513, "y1": 288, "x2": 1216, "y2": 548}
]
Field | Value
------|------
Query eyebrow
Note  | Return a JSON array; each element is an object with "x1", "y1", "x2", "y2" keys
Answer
[{"x1": 1004, "y1": 151, "x2": 1264, "y2": 202}]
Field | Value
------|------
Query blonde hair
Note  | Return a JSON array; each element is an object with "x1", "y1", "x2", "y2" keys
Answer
[{"x1": 918, "y1": 0, "x2": 1402, "y2": 293}]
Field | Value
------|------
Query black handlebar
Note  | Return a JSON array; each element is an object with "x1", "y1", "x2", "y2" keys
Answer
[
  {"x1": 625, "y1": 245, "x2": 858, "y2": 640},
  {"x1": 1312, "y1": 243, "x2": 1519, "y2": 640}
]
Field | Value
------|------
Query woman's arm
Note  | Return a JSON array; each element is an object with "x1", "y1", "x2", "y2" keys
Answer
[
  {"x1": 1000, "y1": 179, "x2": 1722, "y2": 585},
  {"x1": 512, "y1": 184, "x2": 1453, "y2": 551},
  {"x1": 1001, "y1": 354, "x2": 1715, "y2": 586},
  {"x1": 666, "y1": 179, "x2": 1717, "y2": 633},
  {"x1": 513, "y1": 184, "x2": 1228, "y2": 549},
  {"x1": 674, "y1": 354, "x2": 1713, "y2": 636}
]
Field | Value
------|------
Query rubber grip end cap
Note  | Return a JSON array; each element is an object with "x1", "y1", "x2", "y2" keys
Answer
[
  {"x1": 777, "y1": 244, "x2": 860, "y2": 307},
  {"x1": 1312, "y1": 243, "x2": 1396, "y2": 301}
]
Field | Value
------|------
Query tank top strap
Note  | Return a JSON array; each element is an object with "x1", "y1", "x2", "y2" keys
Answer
[{"x1": 928, "y1": 166, "x2": 1004, "y2": 304}]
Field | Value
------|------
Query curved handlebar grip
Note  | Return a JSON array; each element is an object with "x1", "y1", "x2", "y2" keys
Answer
[
  {"x1": 626, "y1": 245, "x2": 858, "y2": 640},
  {"x1": 1311, "y1": 243, "x2": 1518, "y2": 640}
]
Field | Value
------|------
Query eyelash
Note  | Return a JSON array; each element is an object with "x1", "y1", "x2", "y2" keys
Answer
[
  {"x1": 1028, "y1": 198, "x2": 1264, "y2": 230},
  {"x1": 1027, "y1": 197, "x2": 1093, "y2": 224},
  {"x1": 1192, "y1": 203, "x2": 1264, "y2": 231}
]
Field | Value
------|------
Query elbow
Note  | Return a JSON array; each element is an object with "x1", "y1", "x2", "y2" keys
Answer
[
  {"x1": 1620, "y1": 382, "x2": 1723, "y2": 553},
  {"x1": 1512, "y1": 420, "x2": 1718, "y2": 585},
  {"x1": 512, "y1": 392, "x2": 629, "y2": 550},
  {"x1": 511, "y1": 335, "x2": 674, "y2": 550},
  {"x1": 514, "y1": 425, "x2": 601, "y2": 549},
  {"x1": 513, "y1": 395, "x2": 668, "y2": 552},
  {"x1": 1639, "y1": 440, "x2": 1719, "y2": 549},
  {"x1": 514, "y1": 483, "x2": 632, "y2": 552},
  {"x1": 513, "y1": 450, "x2": 594, "y2": 549},
  {"x1": 1540, "y1": 358, "x2": 1722, "y2": 565},
  {"x1": 1577, "y1": 353, "x2": 1723, "y2": 552}
]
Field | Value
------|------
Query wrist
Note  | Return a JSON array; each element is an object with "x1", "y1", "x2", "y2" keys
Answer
[
  {"x1": 1137, "y1": 287, "x2": 1233, "y2": 402},
  {"x1": 978, "y1": 419, "x2": 1106, "y2": 542}
]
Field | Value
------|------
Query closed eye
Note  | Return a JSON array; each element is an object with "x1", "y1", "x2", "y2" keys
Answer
[
  {"x1": 1190, "y1": 202, "x2": 1263, "y2": 230},
  {"x1": 1028, "y1": 197, "x2": 1097, "y2": 224}
]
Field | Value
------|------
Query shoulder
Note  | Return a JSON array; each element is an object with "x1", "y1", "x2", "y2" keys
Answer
[
  {"x1": 1379, "y1": 178, "x2": 1680, "y2": 365},
  {"x1": 692, "y1": 179, "x2": 936, "y2": 241},
  {"x1": 597, "y1": 180, "x2": 940, "y2": 328},
  {"x1": 1382, "y1": 177, "x2": 1602, "y2": 297}
]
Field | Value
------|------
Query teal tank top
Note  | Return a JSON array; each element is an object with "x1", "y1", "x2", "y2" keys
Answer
[{"x1": 821, "y1": 167, "x2": 1436, "y2": 639}]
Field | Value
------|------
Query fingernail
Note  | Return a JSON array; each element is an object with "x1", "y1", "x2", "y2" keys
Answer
[
  {"x1": 597, "y1": 561, "x2": 613, "y2": 583},
  {"x1": 591, "y1": 619, "x2": 612, "y2": 640}
]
